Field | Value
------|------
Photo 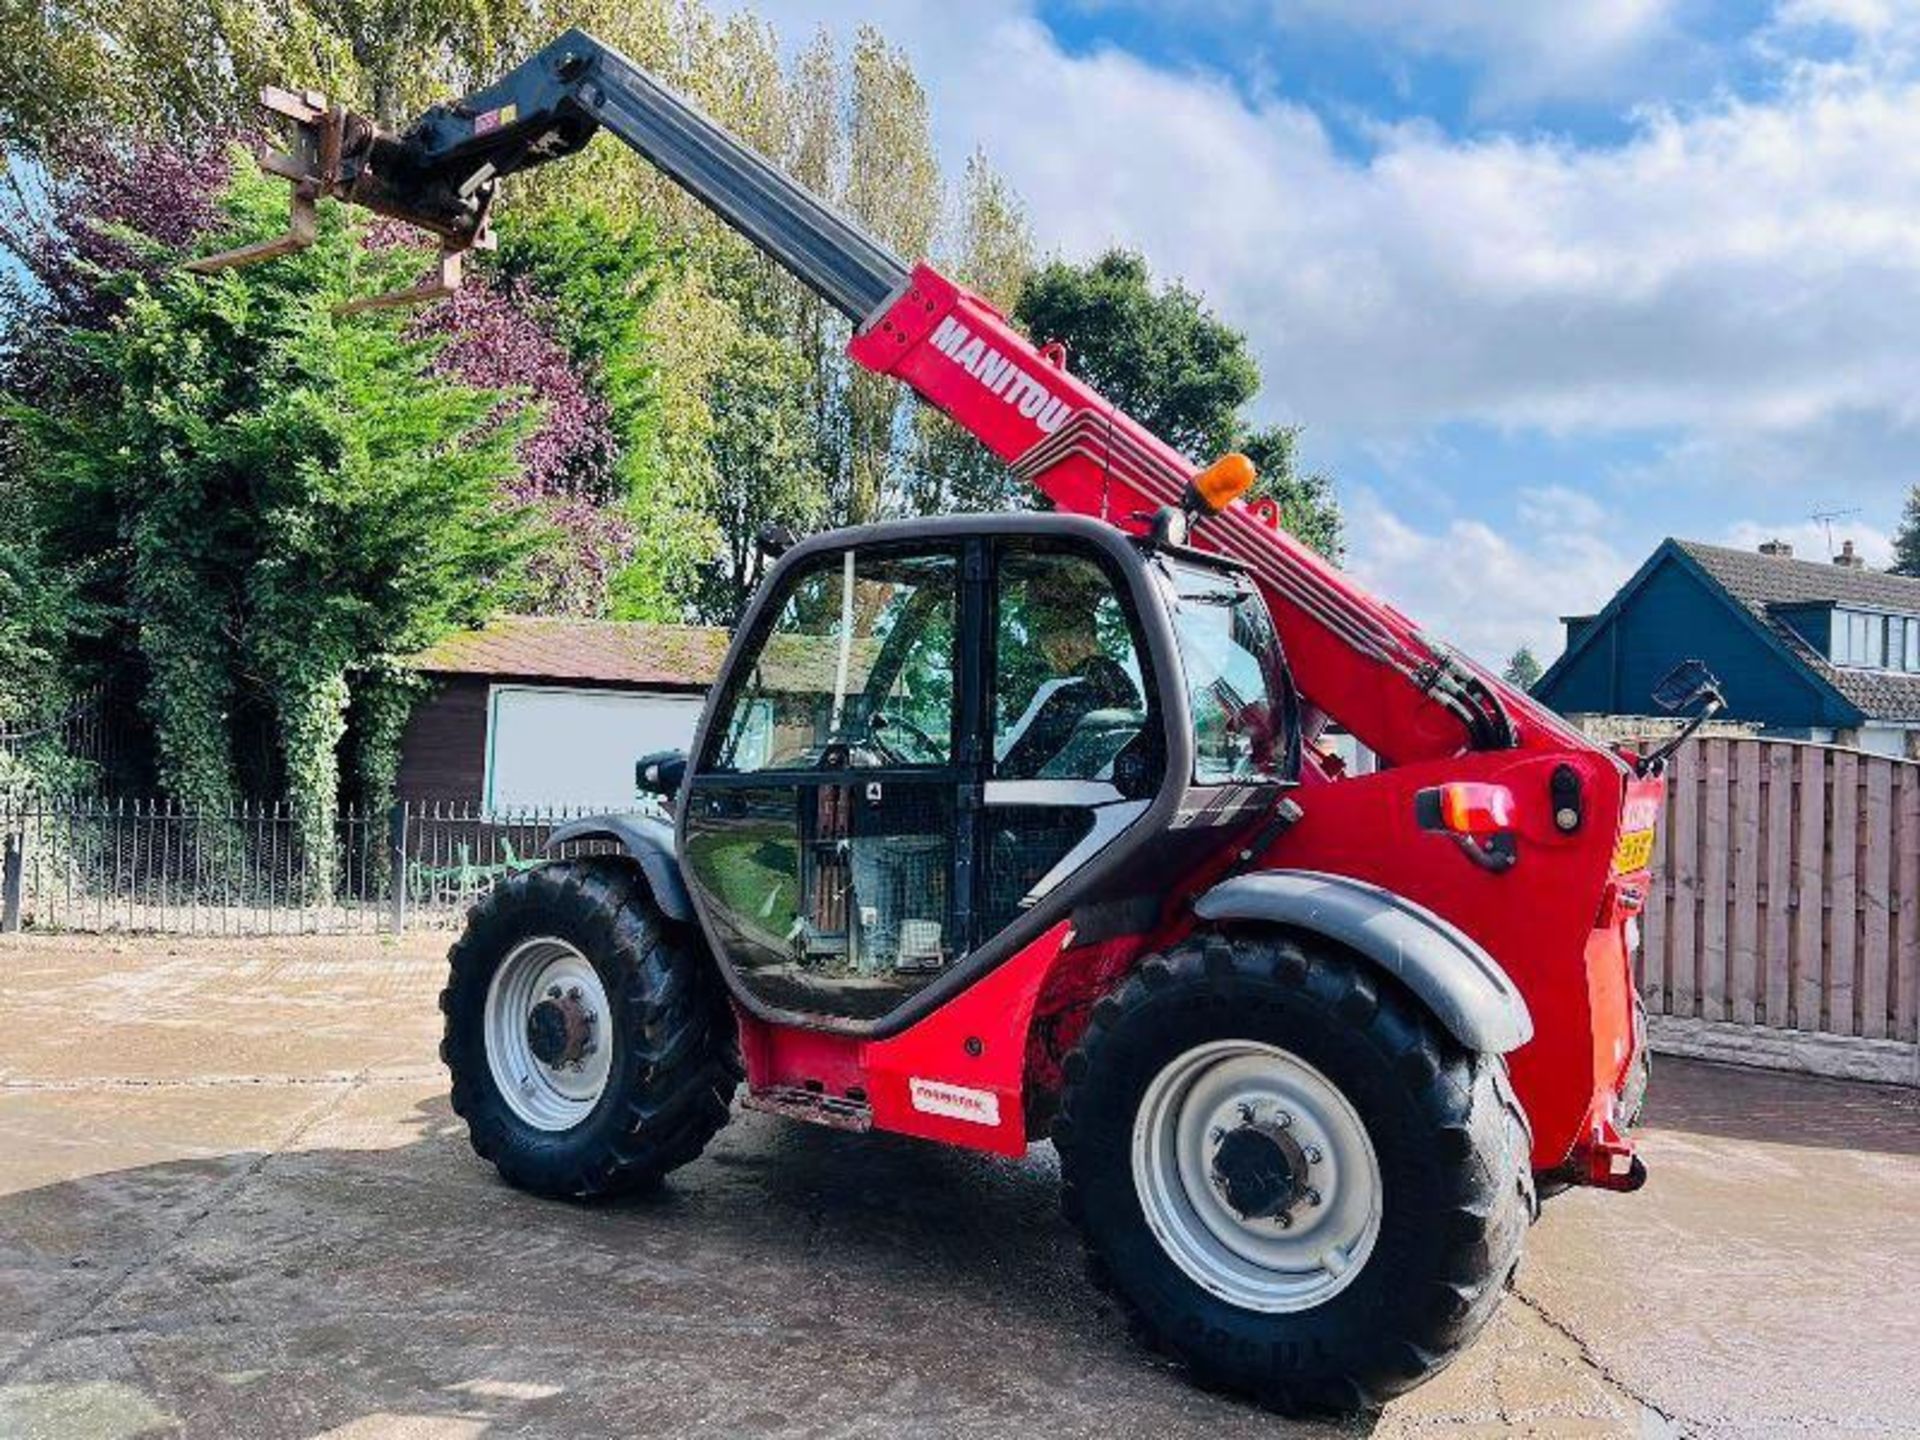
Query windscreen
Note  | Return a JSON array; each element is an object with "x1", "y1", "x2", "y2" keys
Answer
[{"x1": 1161, "y1": 559, "x2": 1292, "y2": 784}]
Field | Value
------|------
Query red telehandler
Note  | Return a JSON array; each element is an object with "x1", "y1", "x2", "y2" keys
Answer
[{"x1": 190, "y1": 31, "x2": 1705, "y2": 1413}]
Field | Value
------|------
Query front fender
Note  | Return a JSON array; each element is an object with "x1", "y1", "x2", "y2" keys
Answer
[
  {"x1": 545, "y1": 810, "x2": 693, "y2": 923},
  {"x1": 1193, "y1": 870, "x2": 1532, "y2": 1054}
]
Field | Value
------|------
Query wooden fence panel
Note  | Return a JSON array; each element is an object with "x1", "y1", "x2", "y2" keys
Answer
[
  {"x1": 1898, "y1": 764, "x2": 1920, "y2": 1044},
  {"x1": 1642, "y1": 759, "x2": 1672, "y2": 1009},
  {"x1": 1762, "y1": 743, "x2": 1795, "y2": 1028},
  {"x1": 1793, "y1": 745, "x2": 1827, "y2": 1033},
  {"x1": 1862, "y1": 761, "x2": 1893, "y2": 1040},
  {"x1": 1730, "y1": 741, "x2": 1761, "y2": 1026},
  {"x1": 1700, "y1": 739, "x2": 1731, "y2": 1023},
  {"x1": 1828, "y1": 749, "x2": 1859, "y2": 1035},
  {"x1": 1630, "y1": 738, "x2": 1920, "y2": 1048},
  {"x1": 1668, "y1": 742, "x2": 1701, "y2": 1019}
]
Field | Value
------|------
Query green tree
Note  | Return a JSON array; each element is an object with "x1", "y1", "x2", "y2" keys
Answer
[
  {"x1": 1240, "y1": 425, "x2": 1344, "y2": 563},
  {"x1": 0, "y1": 0, "x2": 532, "y2": 150},
  {"x1": 1015, "y1": 251, "x2": 1345, "y2": 556},
  {"x1": 1015, "y1": 249, "x2": 1259, "y2": 463},
  {"x1": 692, "y1": 328, "x2": 828, "y2": 622},
  {"x1": 13, "y1": 160, "x2": 539, "y2": 880},
  {"x1": 1502, "y1": 646, "x2": 1544, "y2": 691},
  {"x1": 1893, "y1": 489, "x2": 1920, "y2": 577},
  {"x1": 909, "y1": 150, "x2": 1035, "y2": 515},
  {"x1": 837, "y1": 26, "x2": 941, "y2": 525}
]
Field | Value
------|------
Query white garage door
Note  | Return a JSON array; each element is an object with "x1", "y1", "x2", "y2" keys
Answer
[{"x1": 485, "y1": 685, "x2": 706, "y2": 813}]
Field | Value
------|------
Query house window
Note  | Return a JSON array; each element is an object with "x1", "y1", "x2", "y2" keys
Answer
[{"x1": 1832, "y1": 610, "x2": 1920, "y2": 672}]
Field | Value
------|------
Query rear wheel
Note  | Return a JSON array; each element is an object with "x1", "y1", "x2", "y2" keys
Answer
[
  {"x1": 1055, "y1": 931, "x2": 1533, "y2": 1414},
  {"x1": 441, "y1": 859, "x2": 741, "y2": 1198}
]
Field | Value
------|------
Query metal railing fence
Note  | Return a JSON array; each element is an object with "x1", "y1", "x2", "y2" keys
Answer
[{"x1": 0, "y1": 798, "x2": 621, "y2": 936}]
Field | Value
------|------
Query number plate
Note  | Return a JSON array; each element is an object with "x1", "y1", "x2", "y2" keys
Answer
[{"x1": 1613, "y1": 828, "x2": 1656, "y2": 873}]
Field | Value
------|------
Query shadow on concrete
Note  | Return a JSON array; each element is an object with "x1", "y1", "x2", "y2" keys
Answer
[
  {"x1": 1642, "y1": 1054, "x2": 1920, "y2": 1156},
  {"x1": 0, "y1": 1091, "x2": 1377, "y2": 1439}
]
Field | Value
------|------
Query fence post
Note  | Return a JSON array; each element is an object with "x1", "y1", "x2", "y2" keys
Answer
[
  {"x1": 2, "y1": 829, "x2": 22, "y2": 933},
  {"x1": 389, "y1": 801, "x2": 409, "y2": 935}
]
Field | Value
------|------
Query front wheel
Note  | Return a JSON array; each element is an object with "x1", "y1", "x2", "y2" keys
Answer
[
  {"x1": 1054, "y1": 932, "x2": 1534, "y2": 1414},
  {"x1": 440, "y1": 858, "x2": 741, "y2": 1199}
]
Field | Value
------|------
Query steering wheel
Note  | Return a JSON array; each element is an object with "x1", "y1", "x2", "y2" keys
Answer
[{"x1": 868, "y1": 709, "x2": 943, "y2": 763}]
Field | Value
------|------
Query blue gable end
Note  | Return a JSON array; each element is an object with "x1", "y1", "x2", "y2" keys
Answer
[{"x1": 1535, "y1": 544, "x2": 1858, "y2": 729}]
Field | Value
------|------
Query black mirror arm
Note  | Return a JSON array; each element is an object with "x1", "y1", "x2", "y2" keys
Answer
[{"x1": 1637, "y1": 690, "x2": 1725, "y2": 776}]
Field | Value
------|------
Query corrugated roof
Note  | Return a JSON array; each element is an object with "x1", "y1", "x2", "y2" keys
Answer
[
  {"x1": 1676, "y1": 541, "x2": 1920, "y2": 722},
  {"x1": 410, "y1": 617, "x2": 731, "y2": 688}
]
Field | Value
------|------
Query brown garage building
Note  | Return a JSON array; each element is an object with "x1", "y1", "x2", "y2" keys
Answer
[{"x1": 399, "y1": 617, "x2": 731, "y2": 809}]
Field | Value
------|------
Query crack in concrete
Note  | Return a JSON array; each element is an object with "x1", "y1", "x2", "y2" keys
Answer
[
  {"x1": 0, "y1": 1067, "x2": 376, "y2": 1385},
  {"x1": 1508, "y1": 1282, "x2": 1688, "y2": 1436}
]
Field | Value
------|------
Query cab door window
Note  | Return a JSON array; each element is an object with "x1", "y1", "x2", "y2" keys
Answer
[
  {"x1": 705, "y1": 549, "x2": 957, "y2": 774},
  {"x1": 982, "y1": 542, "x2": 1157, "y2": 938},
  {"x1": 993, "y1": 548, "x2": 1147, "y2": 781}
]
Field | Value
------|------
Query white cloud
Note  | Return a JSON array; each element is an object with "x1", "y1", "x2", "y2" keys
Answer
[
  {"x1": 751, "y1": 0, "x2": 1920, "y2": 444},
  {"x1": 1346, "y1": 486, "x2": 1634, "y2": 666}
]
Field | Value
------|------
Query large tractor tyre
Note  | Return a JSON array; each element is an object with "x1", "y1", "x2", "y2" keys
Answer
[
  {"x1": 440, "y1": 858, "x2": 741, "y2": 1199},
  {"x1": 1054, "y1": 930, "x2": 1534, "y2": 1415}
]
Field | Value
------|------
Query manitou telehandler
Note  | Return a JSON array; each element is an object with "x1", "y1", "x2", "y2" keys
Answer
[{"x1": 189, "y1": 31, "x2": 1703, "y2": 1412}]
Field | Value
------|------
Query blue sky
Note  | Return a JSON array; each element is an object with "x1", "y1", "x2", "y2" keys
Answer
[{"x1": 737, "y1": 1, "x2": 1920, "y2": 666}]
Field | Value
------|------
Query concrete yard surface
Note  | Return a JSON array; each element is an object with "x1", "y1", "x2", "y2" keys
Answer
[{"x1": 1, "y1": 933, "x2": 1916, "y2": 1438}]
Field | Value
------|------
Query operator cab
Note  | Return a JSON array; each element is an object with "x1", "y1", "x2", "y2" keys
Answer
[{"x1": 678, "y1": 514, "x2": 1294, "y2": 1031}]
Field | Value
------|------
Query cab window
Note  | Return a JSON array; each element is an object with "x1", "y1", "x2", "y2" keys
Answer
[
  {"x1": 706, "y1": 548, "x2": 958, "y2": 774},
  {"x1": 1162, "y1": 560, "x2": 1288, "y2": 784},
  {"x1": 993, "y1": 547, "x2": 1147, "y2": 781}
]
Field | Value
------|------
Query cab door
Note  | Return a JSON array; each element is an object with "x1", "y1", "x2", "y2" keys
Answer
[
  {"x1": 681, "y1": 543, "x2": 978, "y2": 1023},
  {"x1": 979, "y1": 538, "x2": 1161, "y2": 937}
]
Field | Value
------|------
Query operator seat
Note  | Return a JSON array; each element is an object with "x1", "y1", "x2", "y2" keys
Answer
[{"x1": 998, "y1": 654, "x2": 1142, "y2": 779}]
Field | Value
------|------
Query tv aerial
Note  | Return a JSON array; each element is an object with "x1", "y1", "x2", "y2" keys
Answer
[{"x1": 1810, "y1": 507, "x2": 1861, "y2": 558}]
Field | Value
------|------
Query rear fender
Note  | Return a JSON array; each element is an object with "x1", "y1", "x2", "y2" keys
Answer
[
  {"x1": 545, "y1": 811, "x2": 693, "y2": 923},
  {"x1": 1192, "y1": 870, "x2": 1532, "y2": 1054}
]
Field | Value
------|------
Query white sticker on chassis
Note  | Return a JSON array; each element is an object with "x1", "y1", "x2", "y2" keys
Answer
[{"x1": 908, "y1": 1078, "x2": 1001, "y2": 1126}]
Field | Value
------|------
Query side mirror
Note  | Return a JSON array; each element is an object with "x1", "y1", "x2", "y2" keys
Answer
[
  {"x1": 1638, "y1": 661, "x2": 1726, "y2": 776},
  {"x1": 1651, "y1": 658, "x2": 1721, "y2": 714},
  {"x1": 636, "y1": 750, "x2": 688, "y2": 801}
]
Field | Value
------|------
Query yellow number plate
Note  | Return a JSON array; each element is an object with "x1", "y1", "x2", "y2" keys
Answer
[{"x1": 1613, "y1": 828, "x2": 1656, "y2": 873}]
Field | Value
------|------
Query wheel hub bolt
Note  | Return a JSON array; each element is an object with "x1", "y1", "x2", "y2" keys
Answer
[
  {"x1": 1305, "y1": 1188, "x2": 1322, "y2": 1207},
  {"x1": 1304, "y1": 1144, "x2": 1322, "y2": 1164}
]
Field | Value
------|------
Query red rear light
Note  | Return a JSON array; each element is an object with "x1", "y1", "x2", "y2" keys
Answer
[{"x1": 1415, "y1": 782, "x2": 1515, "y2": 837}]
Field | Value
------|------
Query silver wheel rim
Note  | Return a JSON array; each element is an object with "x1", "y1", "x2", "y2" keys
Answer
[
  {"x1": 483, "y1": 937, "x2": 613, "y2": 1132},
  {"x1": 1131, "y1": 1039, "x2": 1382, "y2": 1313}
]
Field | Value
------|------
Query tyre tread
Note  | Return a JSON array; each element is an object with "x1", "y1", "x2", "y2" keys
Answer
[
  {"x1": 441, "y1": 857, "x2": 739, "y2": 1200},
  {"x1": 1053, "y1": 930, "x2": 1534, "y2": 1415}
]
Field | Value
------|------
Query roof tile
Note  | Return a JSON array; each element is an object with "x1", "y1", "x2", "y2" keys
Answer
[
  {"x1": 409, "y1": 617, "x2": 732, "y2": 688},
  {"x1": 1677, "y1": 541, "x2": 1920, "y2": 722}
]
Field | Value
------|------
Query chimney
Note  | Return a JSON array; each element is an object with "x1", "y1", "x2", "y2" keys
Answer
[
  {"x1": 1834, "y1": 540, "x2": 1866, "y2": 570},
  {"x1": 1758, "y1": 539, "x2": 1794, "y2": 558}
]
